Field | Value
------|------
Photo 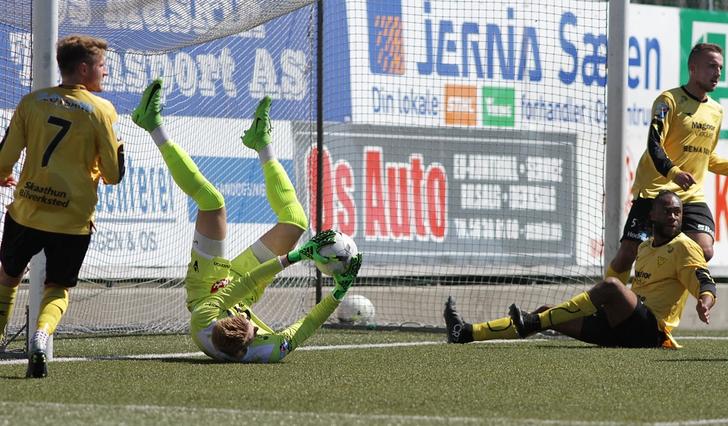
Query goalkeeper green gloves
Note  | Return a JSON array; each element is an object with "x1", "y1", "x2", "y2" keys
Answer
[
  {"x1": 286, "y1": 229, "x2": 337, "y2": 264},
  {"x1": 332, "y1": 253, "x2": 363, "y2": 301}
]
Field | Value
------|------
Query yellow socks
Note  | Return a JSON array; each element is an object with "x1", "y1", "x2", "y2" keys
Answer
[
  {"x1": 605, "y1": 264, "x2": 630, "y2": 285},
  {"x1": 538, "y1": 292, "x2": 597, "y2": 329},
  {"x1": 263, "y1": 160, "x2": 307, "y2": 230},
  {"x1": 472, "y1": 317, "x2": 520, "y2": 341},
  {"x1": 159, "y1": 141, "x2": 224, "y2": 211},
  {"x1": 36, "y1": 287, "x2": 69, "y2": 335},
  {"x1": 0, "y1": 285, "x2": 17, "y2": 339}
]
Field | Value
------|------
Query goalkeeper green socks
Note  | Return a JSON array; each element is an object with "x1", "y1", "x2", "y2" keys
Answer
[
  {"x1": 263, "y1": 160, "x2": 307, "y2": 231},
  {"x1": 37, "y1": 287, "x2": 68, "y2": 335},
  {"x1": 472, "y1": 317, "x2": 520, "y2": 341},
  {"x1": 537, "y1": 291, "x2": 597, "y2": 329},
  {"x1": 159, "y1": 141, "x2": 224, "y2": 211},
  {"x1": 0, "y1": 284, "x2": 17, "y2": 340}
]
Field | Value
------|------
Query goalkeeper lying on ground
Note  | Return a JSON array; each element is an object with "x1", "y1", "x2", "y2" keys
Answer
[{"x1": 132, "y1": 79, "x2": 362, "y2": 362}]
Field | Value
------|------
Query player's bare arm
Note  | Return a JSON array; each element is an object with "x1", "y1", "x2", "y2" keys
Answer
[
  {"x1": 672, "y1": 171, "x2": 696, "y2": 191},
  {"x1": 696, "y1": 293, "x2": 715, "y2": 324}
]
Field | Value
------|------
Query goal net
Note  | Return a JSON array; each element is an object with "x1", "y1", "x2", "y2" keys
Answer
[
  {"x1": 311, "y1": 0, "x2": 607, "y2": 328},
  {"x1": 0, "y1": 0, "x2": 607, "y2": 337}
]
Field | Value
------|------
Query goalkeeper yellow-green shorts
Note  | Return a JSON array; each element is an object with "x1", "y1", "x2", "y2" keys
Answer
[
  {"x1": 184, "y1": 247, "x2": 274, "y2": 311},
  {"x1": 229, "y1": 247, "x2": 272, "y2": 306},
  {"x1": 184, "y1": 250, "x2": 232, "y2": 310}
]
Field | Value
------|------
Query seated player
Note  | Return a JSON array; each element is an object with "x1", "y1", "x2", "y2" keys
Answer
[
  {"x1": 132, "y1": 79, "x2": 362, "y2": 362},
  {"x1": 445, "y1": 190, "x2": 716, "y2": 349}
]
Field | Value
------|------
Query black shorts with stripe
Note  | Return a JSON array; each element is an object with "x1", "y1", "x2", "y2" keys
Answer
[{"x1": 579, "y1": 298, "x2": 666, "y2": 348}]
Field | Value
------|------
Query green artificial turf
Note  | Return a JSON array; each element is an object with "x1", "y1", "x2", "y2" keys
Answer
[{"x1": 1, "y1": 330, "x2": 727, "y2": 425}]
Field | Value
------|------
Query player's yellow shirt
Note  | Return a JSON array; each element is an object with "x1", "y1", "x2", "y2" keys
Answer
[
  {"x1": 632, "y1": 86, "x2": 728, "y2": 203},
  {"x1": 0, "y1": 85, "x2": 124, "y2": 234},
  {"x1": 632, "y1": 232, "x2": 715, "y2": 347}
]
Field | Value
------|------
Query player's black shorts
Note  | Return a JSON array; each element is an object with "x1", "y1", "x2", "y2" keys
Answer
[
  {"x1": 579, "y1": 299, "x2": 666, "y2": 348},
  {"x1": 621, "y1": 198, "x2": 715, "y2": 242},
  {"x1": 0, "y1": 212, "x2": 91, "y2": 286}
]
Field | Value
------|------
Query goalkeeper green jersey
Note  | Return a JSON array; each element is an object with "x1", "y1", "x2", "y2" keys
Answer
[
  {"x1": 632, "y1": 86, "x2": 727, "y2": 203},
  {"x1": 188, "y1": 256, "x2": 340, "y2": 363},
  {"x1": 0, "y1": 85, "x2": 125, "y2": 234},
  {"x1": 632, "y1": 232, "x2": 716, "y2": 348}
]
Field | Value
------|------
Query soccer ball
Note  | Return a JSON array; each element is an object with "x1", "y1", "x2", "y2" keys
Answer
[
  {"x1": 314, "y1": 231, "x2": 358, "y2": 276},
  {"x1": 337, "y1": 295, "x2": 375, "y2": 324}
]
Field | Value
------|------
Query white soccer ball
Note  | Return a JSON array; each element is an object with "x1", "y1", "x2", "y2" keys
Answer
[
  {"x1": 315, "y1": 231, "x2": 358, "y2": 276},
  {"x1": 337, "y1": 295, "x2": 375, "y2": 324}
]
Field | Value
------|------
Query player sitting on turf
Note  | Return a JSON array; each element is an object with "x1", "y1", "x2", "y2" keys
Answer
[
  {"x1": 445, "y1": 190, "x2": 716, "y2": 349},
  {"x1": 132, "y1": 79, "x2": 362, "y2": 362}
]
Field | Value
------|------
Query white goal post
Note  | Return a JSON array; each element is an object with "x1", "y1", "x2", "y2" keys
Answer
[{"x1": 28, "y1": 0, "x2": 59, "y2": 360}]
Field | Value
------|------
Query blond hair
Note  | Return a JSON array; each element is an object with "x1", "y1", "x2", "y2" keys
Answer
[
  {"x1": 211, "y1": 315, "x2": 251, "y2": 358},
  {"x1": 56, "y1": 35, "x2": 108, "y2": 76}
]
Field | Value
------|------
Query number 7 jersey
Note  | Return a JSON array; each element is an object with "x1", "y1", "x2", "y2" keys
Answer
[{"x1": 0, "y1": 85, "x2": 125, "y2": 234}]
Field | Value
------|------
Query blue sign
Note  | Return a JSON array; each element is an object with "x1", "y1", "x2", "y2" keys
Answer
[
  {"x1": 0, "y1": 1, "x2": 352, "y2": 122},
  {"x1": 190, "y1": 156, "x2": 295, "y2": 224}
]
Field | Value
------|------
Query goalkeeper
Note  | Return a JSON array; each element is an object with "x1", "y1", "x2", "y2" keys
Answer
[
  {"x1": 132, "y1": 79, "x2": 362, "y2": 362},
  {"x1": 445, "y1": 190, "x2": 715, "y2": 349}
]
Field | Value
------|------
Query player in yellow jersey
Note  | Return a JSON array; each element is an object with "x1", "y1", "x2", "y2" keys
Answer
[
  {"x1": 0, "y1": 35, "x2": 125, "y2": 378},
  {"x1": 606, "y1": 43, "x2": 728, "y2": 285},
  {"x1": 445, "y1": 191, "x2": 716, "y2": 349},
  {"x1": 132, "y1": 79, "x2": 362, "y2": 363}
]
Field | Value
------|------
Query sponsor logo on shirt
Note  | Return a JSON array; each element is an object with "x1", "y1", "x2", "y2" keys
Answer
[
  {"x1": 682, "y1": 145, "x2": 711, "y2": 155},
  {"x1": 691, "y1": 121, "x2": 717, "y2": 137},
  {"x1": 634, "y1": 270, "x2": 652, "y2": 280},
  {"x1": 210, "y1": 278, "x2": 229, "y2": 294},
  {"x1": 626, "y1": 230, "x2": 649, "y2": 241},
  {"x1": 37, "y1": 92, "x2": 94, "y2": 113}
]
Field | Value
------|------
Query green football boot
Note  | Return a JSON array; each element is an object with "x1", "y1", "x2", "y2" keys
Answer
[
  {"x1": 132, "y1": 78, "x2": 164, "y2": 132},
  {"x1": 242, "y1": 96, "x2": 273, "y2": 151}
]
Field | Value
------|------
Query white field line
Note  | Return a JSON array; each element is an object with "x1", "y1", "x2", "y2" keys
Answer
[
  {"x1": 0, "y1": 401, "x2": 726, "y2": 426},
  {"x1": 1, "y1": 335, "x2": 727, "y2": 366},
  {"x1": 0, "y1": 338, "x2": 541, "y2": 365}
]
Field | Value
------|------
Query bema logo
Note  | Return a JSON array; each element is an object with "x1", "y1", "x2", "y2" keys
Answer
[
  {"x1": 680, "y1": 9, "x2": 728, "y2": 138},
  {"x1": 367, "y1": 0, "x2": 405, "y2": 75},
  {"x1": 482, "y1": 86, "x2": 515, "y2": 127}
]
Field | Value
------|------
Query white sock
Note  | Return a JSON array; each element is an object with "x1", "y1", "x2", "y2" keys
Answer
[
  {"x1": 258, "y1": 144, "x2": 275, "y2": 165},
  {"x1": 31, "y1": 329, "x2": 49, "y2": 353},
  {"x1": 151, "y1": 126, "x2": 171, "y2": 147}
]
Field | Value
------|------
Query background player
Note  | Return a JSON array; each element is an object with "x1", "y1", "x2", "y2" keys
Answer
[
  {"x1": 0, "y1": 35, "x2": 125, "y2": 378},
  {"x1": 132, "y1": 79, "x2": 362, "y2": 362},
  {"x1": 606, "y1": 43, "x2": 727, "y2": 284},
  {"x1": 446, "y1": 191, "x2": 716, "y2": 349}
]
